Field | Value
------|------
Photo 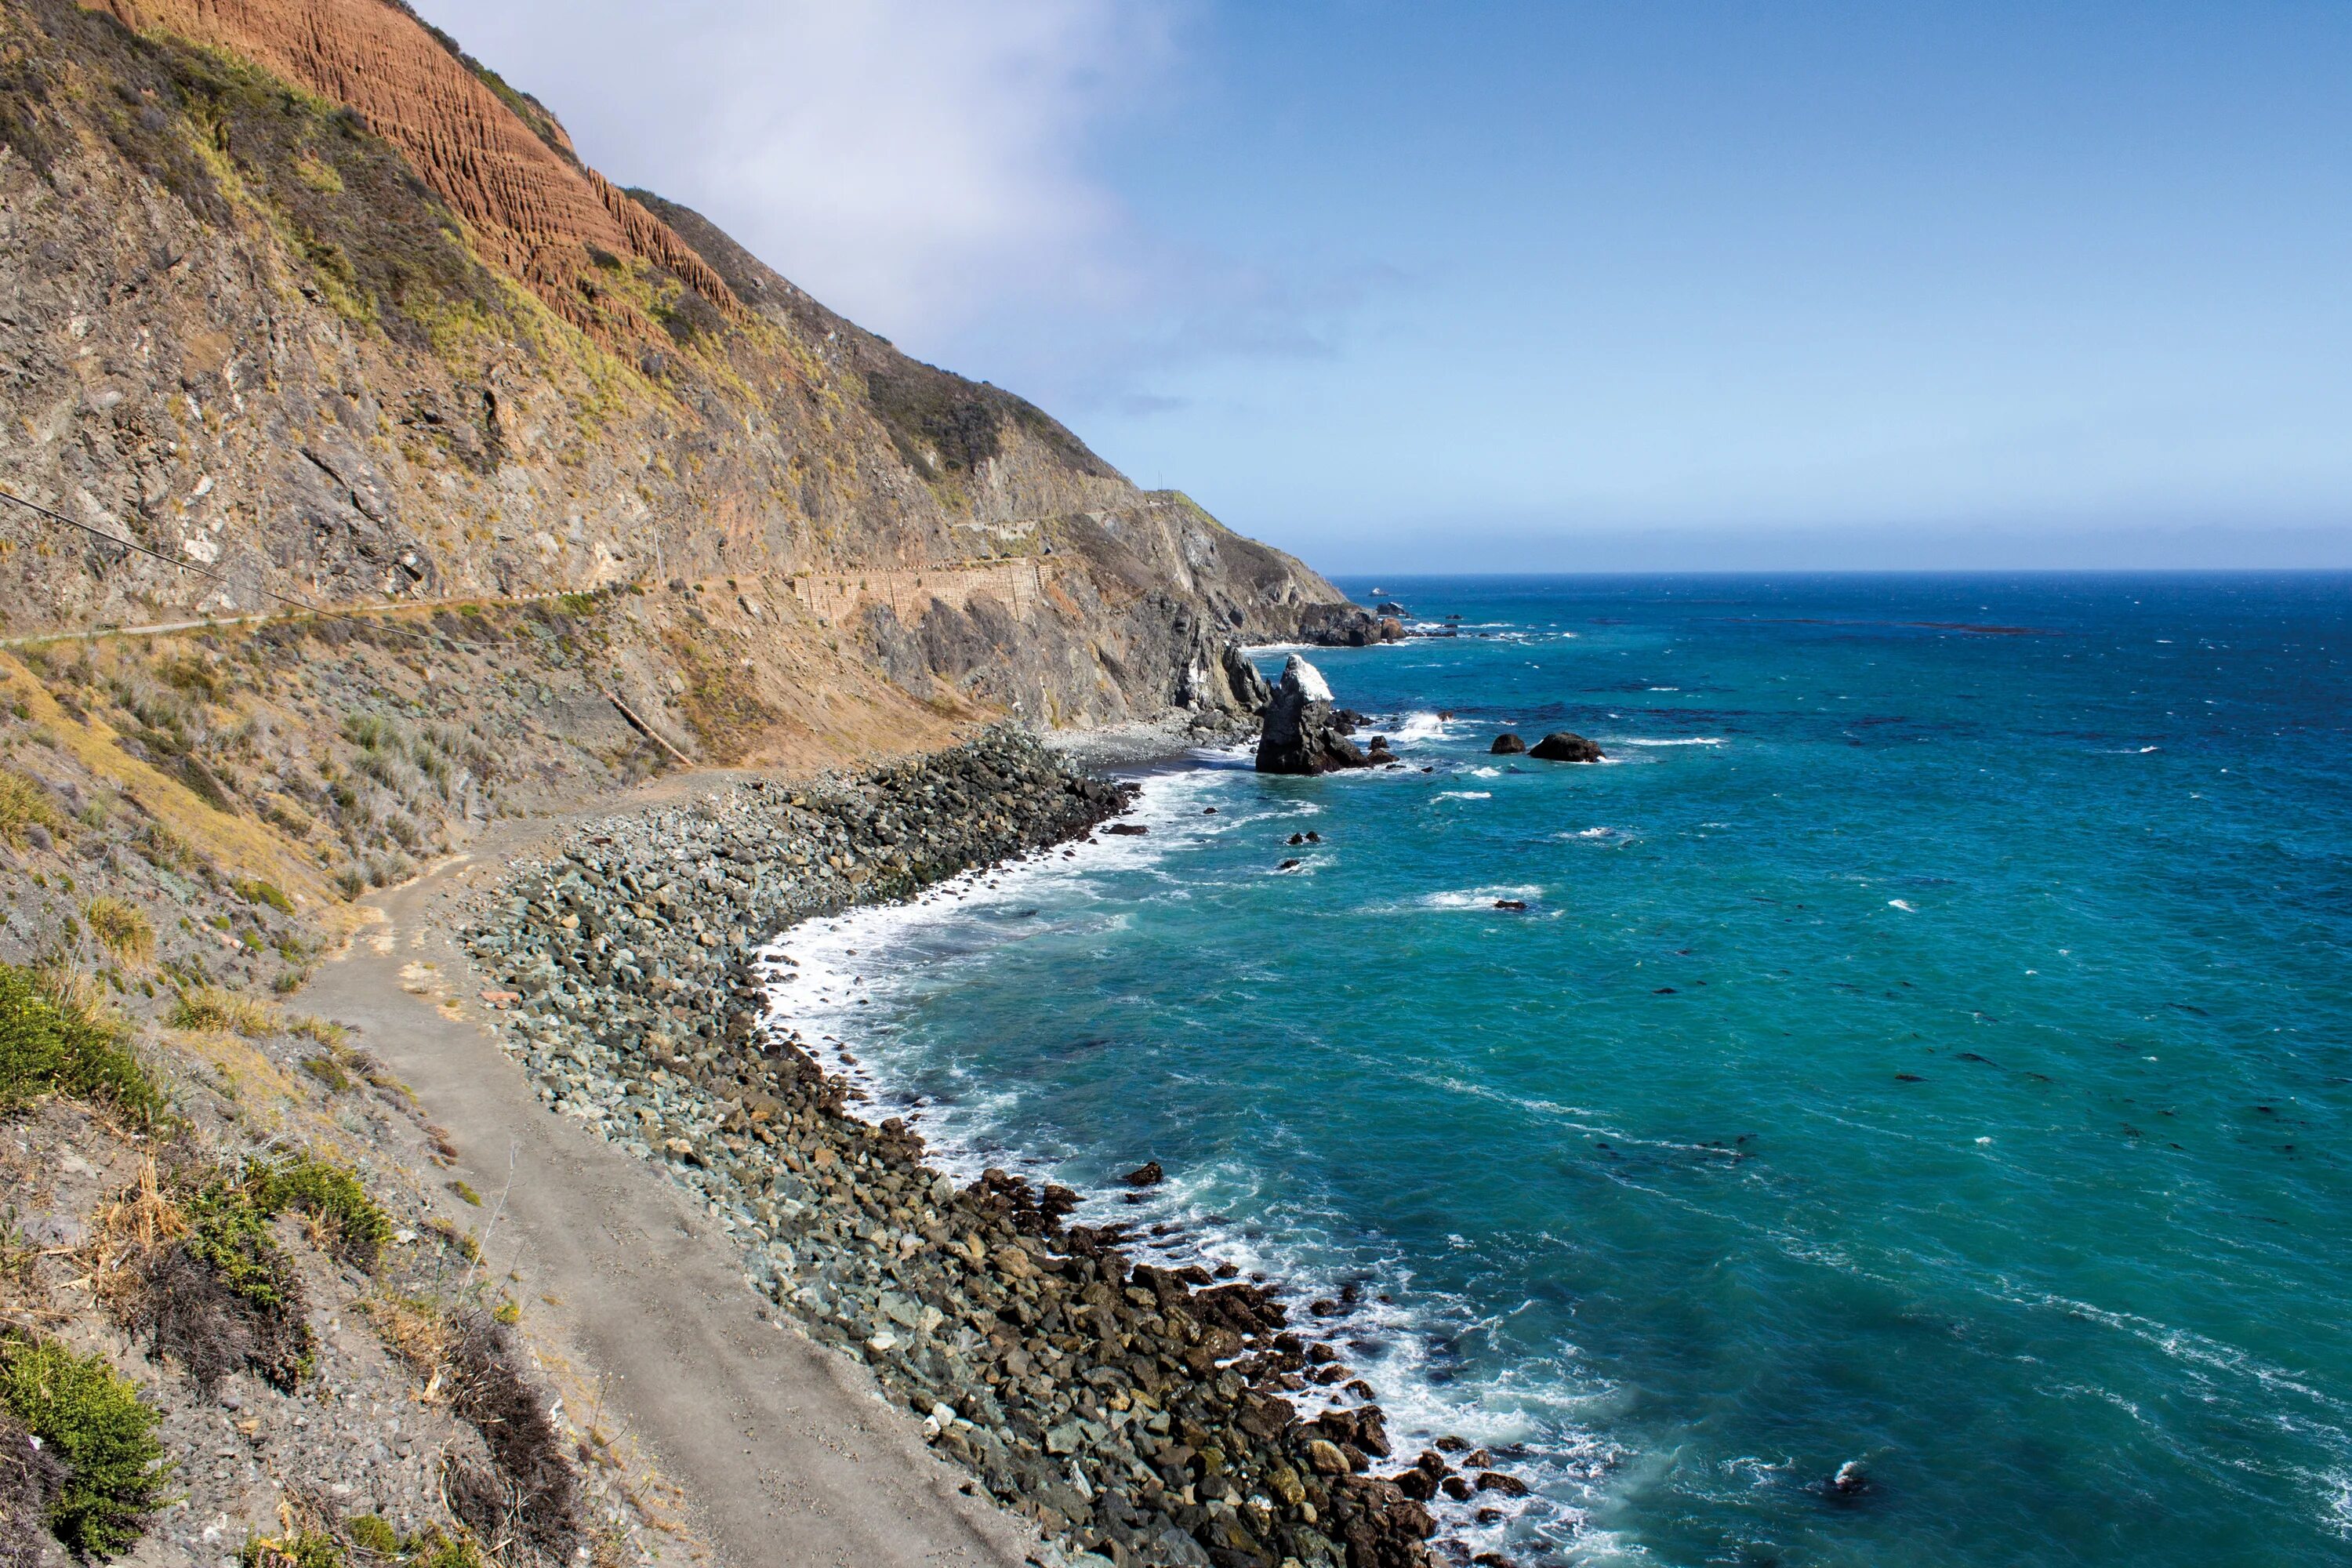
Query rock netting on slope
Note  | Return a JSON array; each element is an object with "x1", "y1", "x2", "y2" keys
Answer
[{"x1": 463, "y1": 731, "x2": 1460, "y2": 1568}]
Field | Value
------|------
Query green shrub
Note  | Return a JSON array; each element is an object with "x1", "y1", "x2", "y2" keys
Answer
[
  {"x1": 0, "y1": 1330, "x2": 167, "y2": 1559},
  {"x1": 345, "y1": 1515, "x2": 399, "y2": 1555},
  {"x1": 233, "y1": 880, "x2": 295, "y2": 916},
  {"x1": 178, "y1": 1180, "x2": 314, "y2": 1389},
  {"x1": 239, "y1": 1527, "x2": 344, "y2": 1568},
  {"x1": 252, "y1": 1155, "x2": 393, "y2": 1270},
  {"x1": 0, "y1": 964, "x2": 161, "y2": 1122},
  {"x1": 300, "y1": 1054, "x2": 352, "y2": 1093}
]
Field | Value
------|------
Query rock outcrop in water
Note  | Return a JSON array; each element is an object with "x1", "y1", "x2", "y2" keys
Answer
[
  {"x1": 1223, "y1": 645, "x2": 1276, "y2": 714},
  {"x1": 1490, "y1": 734, "x2": 1527, "y2": 755},
  {"x1": 1529, "y1": 731, "x2": 1605, "y2": 763},
  {"x1": 1255, "y1": 656, "x2": 1372, "y2": 775}
]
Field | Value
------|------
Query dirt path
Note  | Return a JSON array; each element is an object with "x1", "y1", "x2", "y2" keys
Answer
[{"x1": 306, "y1": 808, "x2": 1040, "y2": 1568}]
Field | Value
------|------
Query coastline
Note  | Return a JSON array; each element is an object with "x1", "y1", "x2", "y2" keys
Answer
[{"x1": 454, "y1": 731, "x2": 1474, "y2": 1568}]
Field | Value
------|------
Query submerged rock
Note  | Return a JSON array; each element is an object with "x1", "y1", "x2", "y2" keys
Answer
[
  {"x1": 1254, "y1": 655, "x2": 1371, "y2": 775},
  {"x1": 1528, "y1": 731, "x2": 1604, "y2": 763}
]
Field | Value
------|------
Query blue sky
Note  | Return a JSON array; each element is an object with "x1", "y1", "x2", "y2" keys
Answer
[{"x1": 420, "y1": 2, "x2": 2352, "y2": 571}]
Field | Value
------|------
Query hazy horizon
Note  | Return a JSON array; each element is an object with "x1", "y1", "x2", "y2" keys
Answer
[{"x1": 419, "y1": 2, "x2": 2352, "y2": 573}]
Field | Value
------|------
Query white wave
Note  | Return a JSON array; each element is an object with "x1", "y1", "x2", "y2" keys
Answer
[
  {"x1": 753, "y1": 760, "x2": 1612, "y2": 1553},
  {"x1": 1421, "y1": 884, "x2": 1542, "y2": 909},
  {"x1": 1560, "y1": 826, "x2": 1632, "y2": 841},
  {"x1": 1436, "y1": 790, "x2": 1491, "y2": 801},
  {"x1": 1887, "y1": 898, "x2": 1916, "y2": 912},
  {"x1": 1613, "y1": 736, "x2": 1725, "y2": 747},
  {"x1": 1470, "y1": 766, "x2": 1501, "y2": 778},
  {"x1": 1389, "y1": 710, "x2": 1452, "y2": 742}
]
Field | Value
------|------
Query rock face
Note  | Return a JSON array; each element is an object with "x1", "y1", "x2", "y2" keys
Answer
[
  {"x1": 1490, "y1": 735, "x2": 1528, "y2": 755},
  {"x1": 1297, "y1": 604, "x2": 1405, "y2": 647},
  {"x1": 0, "y1": 0, "x2": 1349, "y2": 740},
  {"x1": 1255, "y1": 657, "x2": 1371, "y2": 775},
  {"x1": 1222, "y1": 644, "x2": 1275, "y2": 714},
  {"x1": 1529, "y1": 731, "x2": 1605, "y2": 763}
]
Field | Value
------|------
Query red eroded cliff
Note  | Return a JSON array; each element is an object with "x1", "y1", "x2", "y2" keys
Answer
[{"x1": 84, "y1": 0, "x2": 739, "y2": 336}]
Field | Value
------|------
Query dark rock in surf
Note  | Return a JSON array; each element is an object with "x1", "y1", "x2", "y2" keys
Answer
[
  {"x1": 1220, "y1": 643, "x2": 1274, "y2": 714},
  {"x1": 1528, "y1": 731, "x2": 1605, "y2": 763},
  {"x1": 1105, "y1": 822, "x2": 1150, "y2": 836},
  {"x1": 1490, "y1": 734, "x2": 1526, "y2": 755},
  {"x1": 1254, "y1": 655, "x2": 1371, "y2": 775},
  {"x1": 1494, "y1": 899, "x2": 1527, "y2": 911},
  {"x1": 1123, "y1": 1161, "x2": 1165, "y2": 1188}
]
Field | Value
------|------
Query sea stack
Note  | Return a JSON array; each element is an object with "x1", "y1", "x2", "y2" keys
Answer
[
  {"x1": 1221, "y1": 644, "x2": 1275, "y2": 714},
  {"x1": 1529, "y1": 731, "x2": 1606, "y2": 762},
  {"x1": 1255, "y1": 655, "x2": 1372, "y2": 774},
  {"x1": 1490, "y1": 733, "x2": 1527, "y2": 754}
]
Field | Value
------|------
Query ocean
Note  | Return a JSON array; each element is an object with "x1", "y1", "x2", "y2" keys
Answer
[{"x1": 767, "y1": 573, "x2": 2351, "y2": 1567}]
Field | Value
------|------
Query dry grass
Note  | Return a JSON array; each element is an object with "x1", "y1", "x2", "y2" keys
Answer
[
  {"x1": 166, "y1": 984, "x2": 281, "y2": 1038},
  {"x1": 79, "y1": 897, "x2": 153, "y2": 968},
  {"x1": 0, "y1": 770, "x2": 65, "y2": 850}
]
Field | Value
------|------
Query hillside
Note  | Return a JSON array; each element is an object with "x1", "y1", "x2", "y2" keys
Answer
[
  {"x1": 0, "y1": 5, "x2": 1460, "y2": 1568},
  {"x1": 0, "y1": 0, "x2": 1367, "y2": 761}
]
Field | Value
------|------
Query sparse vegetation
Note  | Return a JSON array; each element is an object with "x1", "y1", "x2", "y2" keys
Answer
[
  {"x1": 0, "y1": 964, "x2": 160, "y2": 1122},
  {"x1": 109, "y1": 1153, "x2": 389, "y2": 1396},
  {"x1": 80, "y1": 898, "x2": 154, "y2": 968},
  {"x1": 0, "y1": 770, "x2": 66, "y2": 850},
  {"x1": 167, "y1": 985, "x2": 281, "y2": 1037},
  {"x1": 0, "y1": 1330, "x2": 167, "y2": 1560},
  {"x1": 252, "y1": 1153, "x2": 394, "y2": 1269},
  {"x1": 234, "y1": 879, "x2": 294, "y2": 916}
]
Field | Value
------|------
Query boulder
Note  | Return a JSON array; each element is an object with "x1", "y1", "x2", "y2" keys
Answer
[
  {"x1": 1296, "y1": 603, "x2": 1381, "y2": 646},
  {"x1": 1490, "y1": 734, "x2": 1526, "y2": 755},
  {"x1": 1220, "y1": 644, "x2": 1273, "y2": 714},
  {"x1": 1254, "y1": 656, "x2": 1371, "y2": 775},
  {"x1": 1528, "y1": 731, "x2": 1604, "y2": 763},
  {"x1": 1123, "y1": 1160, "x2": 1165, "y2": 1188}
]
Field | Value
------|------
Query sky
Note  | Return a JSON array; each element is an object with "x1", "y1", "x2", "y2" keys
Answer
[{"x1": 415, "y1": 1, "x2": 2352, "y2": 572}]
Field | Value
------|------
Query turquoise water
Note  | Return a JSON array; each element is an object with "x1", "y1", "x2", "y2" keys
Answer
[{"x1": 775, "y1": 574, "x2": 2352, "y2": 1566}]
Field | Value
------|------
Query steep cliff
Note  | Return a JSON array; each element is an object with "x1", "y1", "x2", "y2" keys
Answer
[{"x1": 0, "y1": 0, "x2": 1351, "y2": 757}]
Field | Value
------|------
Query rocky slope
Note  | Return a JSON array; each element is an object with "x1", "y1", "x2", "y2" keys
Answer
[{"x1": 1, "y1": 0, "x2": 1356, "y2": 755}]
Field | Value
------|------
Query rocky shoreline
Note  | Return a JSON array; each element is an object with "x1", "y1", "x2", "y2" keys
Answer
[{"x1": 459, "y1": 731, "x2": 1508, "y2": 1568}]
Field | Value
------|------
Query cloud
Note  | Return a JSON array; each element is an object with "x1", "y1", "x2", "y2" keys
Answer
[
  {"x1": 412, "y1": 1, "x2": 1174, "y2": 340},
  {"x1": 409, "y1": 0, "x2": 1399, "y2": 406}
]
